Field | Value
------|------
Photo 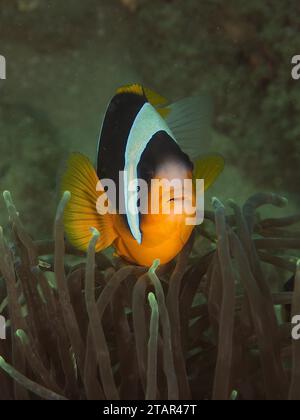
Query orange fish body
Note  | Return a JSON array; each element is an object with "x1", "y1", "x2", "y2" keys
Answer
[{"x1": 112, "y1": 168, "x2": 196, "y2": 266}]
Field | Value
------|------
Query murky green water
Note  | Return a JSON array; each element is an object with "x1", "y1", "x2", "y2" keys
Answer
[{"x1": 0, "y1": 0, "x2": 299, "y2": 236}]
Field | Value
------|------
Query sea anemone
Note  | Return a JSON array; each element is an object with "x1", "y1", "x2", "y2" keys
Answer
[{"x1": 0, "y1": 190, "x2": 299, "y2": 400}]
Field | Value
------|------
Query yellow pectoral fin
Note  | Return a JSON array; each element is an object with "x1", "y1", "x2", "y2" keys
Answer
[
  {"x1": 193, "y1": 154, "x2": 225, "y2": 191},
  {"x1": 61, "y1": 153, "x2": 117, "y2": 252}
]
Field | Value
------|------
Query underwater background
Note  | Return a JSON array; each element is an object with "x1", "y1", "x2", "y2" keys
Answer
[
  {"x1": 0, "y1": 0, "x2": 299, "y2": 236},
  {"x1": 0, "y1": 0, "x2": 299, "y2": 401}
]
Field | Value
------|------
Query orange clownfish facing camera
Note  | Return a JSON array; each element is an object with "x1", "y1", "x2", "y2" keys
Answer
[{"x1": 61, "y1": 84, "x2": 224, "y2": 267}]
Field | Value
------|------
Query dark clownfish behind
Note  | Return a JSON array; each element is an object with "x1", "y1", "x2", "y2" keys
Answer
[{"x1": 61, "y1": 84, "x2": 225, "y2": 267}]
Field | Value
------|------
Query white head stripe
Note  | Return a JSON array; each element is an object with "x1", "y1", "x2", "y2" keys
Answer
[{"x1": 124, "y1": 103, "x2": 176, "y2": 244}]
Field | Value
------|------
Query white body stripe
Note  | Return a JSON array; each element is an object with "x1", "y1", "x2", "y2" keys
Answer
[{"x1": 124, "y1": 103, "x2": 176, "y2": 244}]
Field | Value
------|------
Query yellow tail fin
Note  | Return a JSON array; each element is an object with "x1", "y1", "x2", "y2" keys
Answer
[{"x1": 61, "y1": 153, "x2": 117, "y2": 252}]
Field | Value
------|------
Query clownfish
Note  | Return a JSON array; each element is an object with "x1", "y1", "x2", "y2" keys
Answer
[{"x1": 61, "y1": 84, "x2": 224, "y2": 267}]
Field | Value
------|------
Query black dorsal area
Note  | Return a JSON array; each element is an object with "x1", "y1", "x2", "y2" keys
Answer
[{"x1": 97, "y1": 92, "x2": 146, "y2": 189}]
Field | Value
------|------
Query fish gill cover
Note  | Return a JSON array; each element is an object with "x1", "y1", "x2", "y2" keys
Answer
[{"x1": 0, "y1": 190, "x2": 299, "y2": 400}]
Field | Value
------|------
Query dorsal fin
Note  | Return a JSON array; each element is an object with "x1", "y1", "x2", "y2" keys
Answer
[
  {"x1": 116, "y1": 84, "x2": 170, "y2": 117},
  {"x1": 164, "y1": 95, "x2": 213, "y2": 157},
  {"x1": 143, "y1": 86, "x2": 168, "y2": 107},
  {"x1": 116, "y1": 84, "x2": 144, "y2": 97}
]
